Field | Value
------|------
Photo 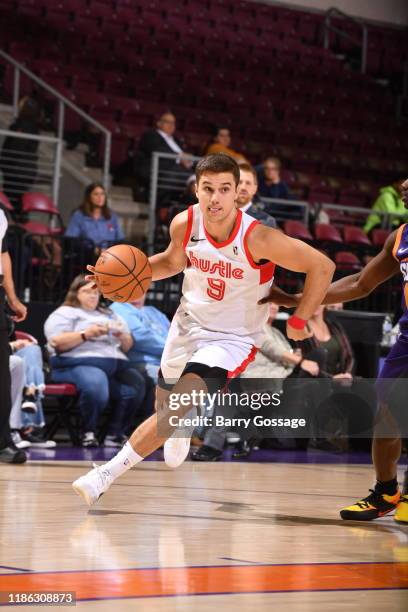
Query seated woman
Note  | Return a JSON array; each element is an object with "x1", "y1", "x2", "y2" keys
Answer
[
  {"x1": 44, "y1": 275, "x2": 146, "y2": 447},
  {"x1": 300, "y1": 304, "x2": 376, "y2": 450},
  {"x1": 65, "y1": 182, "x2": 124, "y2": 254}
]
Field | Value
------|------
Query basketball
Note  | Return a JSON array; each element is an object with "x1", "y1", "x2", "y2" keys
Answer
[{"x1": 94, "y1": 244, "x2": 152, "y2": 302}]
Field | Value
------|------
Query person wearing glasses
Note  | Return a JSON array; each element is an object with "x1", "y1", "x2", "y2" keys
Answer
[{"x1": 256, "y1": 157, "x2": 291, "y2": 201}]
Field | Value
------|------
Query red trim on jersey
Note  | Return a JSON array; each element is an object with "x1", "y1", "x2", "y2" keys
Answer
[
  {"x1": 227, "y1": 345, "x2": 258, "y2": 379},
  {"x1": 243, "y1": 219, "x2": 276, "y2": 283},
  {"x1": 182, "y1": 206, "x2": 194, "y2": 249},
  {"x1": 204, "y1": 209, "x2": 242, "y2": 249}
]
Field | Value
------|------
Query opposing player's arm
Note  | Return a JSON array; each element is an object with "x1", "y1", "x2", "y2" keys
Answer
[
  {"x1": 148, "y1": 211, "x2": 188, "y2": 281},
  {"x1": 248, "y1": 225, "x2": 335, "y2": 338},
  {"x1": 320, "y1": 230, "x2": 400, "y2": 304}
]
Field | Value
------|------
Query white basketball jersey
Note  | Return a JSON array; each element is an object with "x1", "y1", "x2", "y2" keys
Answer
[{"x1": 180, "y1": 204, "x2": 275, "y2": 345}]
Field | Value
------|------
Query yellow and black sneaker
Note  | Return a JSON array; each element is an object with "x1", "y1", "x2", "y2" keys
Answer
[
  {"x1": 340, "y1": 488, "x2": 401, "y2": 521},
  {"x1": 394, "y1": 494, "x2": 408, "y2": 524}
]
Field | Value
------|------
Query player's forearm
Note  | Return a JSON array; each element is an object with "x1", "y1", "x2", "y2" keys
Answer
[
  {"x1": 294, "y1": 260, "x2": 335, "y2": 320},
  {"x1": 148, "y1": 253, "x2": 185, "y2": 281},
  {"x1": 266, "y1": 285, "x2": 298, "y2": 307},
  {"x1": 321, "y1": 273, "x2": 369, "y2": 304}
]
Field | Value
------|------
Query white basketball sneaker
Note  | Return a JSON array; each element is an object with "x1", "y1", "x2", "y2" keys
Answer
[
  {"x1": 72, "y1": 463, "x2": 114, "y2": 507},
  {"x1": 163, "y1": 408, "x2": 196, "y2": 468},
  {"x1": 164, "y1": 435, "x2": 192, "y2": 468}
]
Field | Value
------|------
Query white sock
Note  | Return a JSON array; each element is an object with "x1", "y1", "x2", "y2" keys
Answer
[{"x1": 103, "y1": 442, "x2": 144, "y2": 480}]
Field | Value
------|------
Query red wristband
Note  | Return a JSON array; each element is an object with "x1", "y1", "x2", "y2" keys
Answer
[{"x1": 288, "y1": 315, "x2": 307, "y2": 330}]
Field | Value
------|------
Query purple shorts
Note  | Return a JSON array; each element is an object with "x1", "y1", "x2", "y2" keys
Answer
[{"x1": 376, "y1": 334, "x2": 408, "y2": 404}]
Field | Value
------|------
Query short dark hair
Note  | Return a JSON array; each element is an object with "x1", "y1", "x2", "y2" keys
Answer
[
  {"x1": 238, "y1": 162, "x2": 258, "y2": 183},
  {"x1": 195, "y1": 153, "x2": 240, "y2": 187}
]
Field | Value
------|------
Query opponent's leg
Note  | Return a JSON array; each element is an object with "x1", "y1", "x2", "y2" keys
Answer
[
  {"x1": 340, "y1": 405, "x2": 401, "y2": 521},
  {"x1": 394, "y1": 465, "x2": 408, "y2": 524}
]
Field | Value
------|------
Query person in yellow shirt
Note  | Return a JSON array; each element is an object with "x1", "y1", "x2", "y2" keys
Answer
[{"x1": 205, "y1": 126, "x2": 248, "y2": 163}]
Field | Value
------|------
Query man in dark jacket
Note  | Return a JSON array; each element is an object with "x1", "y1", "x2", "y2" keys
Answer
[
  {"x1": 236, "y1": 163, "x2": 277, "y2": 228},
  {"x1": 134, "y1": 111, "x2": 191, "y2": 203}
]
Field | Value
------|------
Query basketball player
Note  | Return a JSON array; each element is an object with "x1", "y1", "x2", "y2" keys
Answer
[
  {"x1": 262, "y1": 177, "x2": 408, "y2": 523},
  {"x1": 72, "y1": 153, "x2": 335, "y2": 506}
]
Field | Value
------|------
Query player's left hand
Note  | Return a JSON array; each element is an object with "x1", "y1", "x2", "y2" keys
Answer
[
  {"x1": 8, "y1": 298, "x2": 27, "y2": 322},
  {"x1": 286, "y1": 322, "x2": 313, "y2": 341}
]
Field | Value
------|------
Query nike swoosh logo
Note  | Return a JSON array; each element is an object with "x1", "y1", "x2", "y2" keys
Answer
[{"x1": 191, "y1": 236, "x2": 205, "y2": 242}]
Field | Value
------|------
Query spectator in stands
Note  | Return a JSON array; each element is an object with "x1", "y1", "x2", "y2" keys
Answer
[
  {"x1": 204, "y1": 127, "x2": 248, "y2": 163},
  {"x1": 191, "y1": 303, "x2": 318, "y2": 461},
  {"x1": 0, "y1": 96, "x2": 43, "y2": 216},
  {"x1": 236, "y1": 163, "x2": 277, "y2": 228},
  {"x1": 300, "y1": 304, "x2": 376, "y2": 450},
  {"x1": 65, "y1": 183, "x2": 124, "y2": 253},
  {"x1": 110, "y1": 294, "x2": 170, "y2": 387},
  {"x1": 9, "y1": 336, "x2": 55, "y2": 449},
  {"x1": 178, "y1": 175, "x2": 198, "y2": 207},
  {"x1": 256, "y1": 157, "x2": 291, "y2": 200},
  {"x1": 363, "y1": 180, "x2": 407, "y2": 235},
  {"x1": 44, "y1": 275, "x2": 146, "y2": 447},
  {"x1": 134, "y1": 111, "x2": 192, "y2": 201}
]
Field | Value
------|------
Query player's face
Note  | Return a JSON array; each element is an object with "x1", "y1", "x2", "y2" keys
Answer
[
  {"x1": 77, "y1": 282, "x2": 100, "y2": 311},
  {"x1": 90, "y1": 188, "x2": 106, "y2": 208},
  {"x1": 196, "y1": 172, "x2": 238, "y2": 223},
  {"x1": 236, "y1": 170, "x2": 258, "y2": 207}
]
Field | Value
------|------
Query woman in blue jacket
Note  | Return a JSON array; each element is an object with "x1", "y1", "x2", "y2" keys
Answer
[{"x1": 65, "y1": 182, "x2": 124, "y2": 252}]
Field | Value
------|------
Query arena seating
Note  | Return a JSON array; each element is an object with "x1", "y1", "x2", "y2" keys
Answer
[{"x1": 0, "y1": 0, "x2": 407, "y2": 212}]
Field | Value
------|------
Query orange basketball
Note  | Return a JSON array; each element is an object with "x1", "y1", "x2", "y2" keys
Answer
[{"x1": 94, "y1": 244, "x2": 152, "y2": 303}]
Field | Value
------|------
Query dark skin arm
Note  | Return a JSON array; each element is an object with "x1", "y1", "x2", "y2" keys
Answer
[
  {"x1": 320, "y1": 230, "x2": 399, "y2": 304},
  {"x1": 262, "y1": 230, "x2": 400, "y2": 307}
]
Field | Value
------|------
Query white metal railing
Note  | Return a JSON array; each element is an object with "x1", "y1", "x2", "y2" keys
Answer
[
  {"x1": 320, "y1": 202, "x2": 407, "y2": 230},
  {"x1": 0, "y1": 128, "x2": 62, "y2": 204},
  {"x1": 148, "y1": 152, "x2": 308, "y2": 246},
  {"x1": 0, "y1": 49, "x2": 111, "y2": 190},
  {"x1": 323, "y1": 7, "x2": 368, "y2": 74},
  {"x1": 149, "y1": 151, "x2": 199, "y2": 247},
  {"x1": 261, "y1": 197, "x2": 309, "y2": 224}
]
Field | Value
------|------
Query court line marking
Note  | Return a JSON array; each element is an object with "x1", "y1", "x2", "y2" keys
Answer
[
  {"x1": 0, "y1": 477, "x2": 376, "y2": 500},
  {"x1": 0, "y1": 560, "x2": 406, "y2": 576},
  {"x1": 0, "y1": 566, "x2": 31, "y2": 573},
  {"x1": 1, "y1": 562, "x2": 407, "y2": 602}
]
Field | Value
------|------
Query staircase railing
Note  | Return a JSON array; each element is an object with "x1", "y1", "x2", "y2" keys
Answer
[
  {"x1": 0, "y1": 49, "x2": 111, "y2": 190},
  {"x1": 323, "y1": 7, "x2": 368, "y2": 74}
]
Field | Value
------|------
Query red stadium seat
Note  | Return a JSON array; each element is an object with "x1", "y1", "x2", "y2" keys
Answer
[
  {"x1": 0, "y1": 191, "x2": 13, "y2": 211},
  {"x1": 284, "y1": 220, "x2": 313, "y2": 241},
  {"x1": 371, "y1": 229, "x2": 390, "y2": 248},
  {"x1": 14, "y1": 331, "x2": 80, "y2": 444},
  {"x1": 314, "y1": 224, "x2": 342, "y2": 244},
  {"x1": 335, "y1": 251, "x2": 362, "y2": 271},
  {"x1": 343, "y1": 225, "x2": 372, "y2": 246},
  {"x1": 20, "y1": 193, "x2": 64, "y2": 236}
]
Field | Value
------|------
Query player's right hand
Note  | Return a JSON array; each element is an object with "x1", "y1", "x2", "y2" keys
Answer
[
  {"x1": 85, "y1": 265, "x2": 98, "y2": 287},
  {"x1": 286, "y1": 322, "x2": 313, "y2": 341}
]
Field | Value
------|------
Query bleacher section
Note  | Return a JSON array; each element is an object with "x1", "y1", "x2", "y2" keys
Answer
[{"x1": 0, "y1": 0, "x2": 407, "y2": 211}]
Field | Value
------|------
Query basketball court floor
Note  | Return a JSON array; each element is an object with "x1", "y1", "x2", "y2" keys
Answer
[{"x1": 1, "y1": 450, "x2": 407, "y2": 610}]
